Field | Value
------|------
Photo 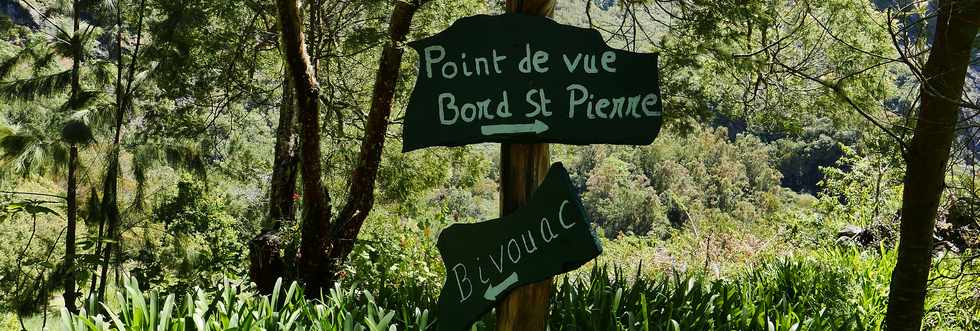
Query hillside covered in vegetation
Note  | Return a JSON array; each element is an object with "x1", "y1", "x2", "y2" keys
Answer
[{"x1": 0, "y1": 0, "x2": 978, "y2": 330}]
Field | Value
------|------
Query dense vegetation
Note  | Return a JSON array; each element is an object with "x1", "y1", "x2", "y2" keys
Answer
[{"x1": 0, "y1": 0, "x2": 978, "y2": 330}]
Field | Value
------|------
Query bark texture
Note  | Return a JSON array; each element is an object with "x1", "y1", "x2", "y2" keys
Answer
[
  {"x1": 327, "y1": 0, "x2": 422, "y2": 282},
  {"x1": 268, "y1": 77, "x2": 299, "y2": 225},
  {"x1": 249, "y1": 77, "x2": 298, "y2": 294},
  {"x1": 275, "y1": 0, "x2": 333, "y2": 293},
  {"x1": 885, "y1": 1, "x2": 979, "y2": 330},
  {"x1": 497, "y1": 143, "x2": 552, "y2": 330},
  {"x1": 273, "y1": 0, "x2": 424, "y2": 294},
  {"x1": 63, "y1": 0, "x2": 81, "y2": 313}
]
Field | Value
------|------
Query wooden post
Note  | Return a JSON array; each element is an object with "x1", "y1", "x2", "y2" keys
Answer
[
  {"x1": 497, "y1": 144, "x2": 551, "y2": 329},
  {"x1": 497, "y1": 2, "x2": 555, "y2": 330}
]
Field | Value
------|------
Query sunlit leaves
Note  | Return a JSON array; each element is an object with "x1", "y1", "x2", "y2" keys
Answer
[
  {"x1": 0, "y1": 69, "x2": 72, "y2": 101},
  {"x1": 0, "y1": 199, "x2": 60, "y2": 223}
]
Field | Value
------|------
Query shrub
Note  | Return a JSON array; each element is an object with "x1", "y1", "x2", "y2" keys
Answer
[
  {"x1": 582, "y1": 156, "x2": 668, "y2": 237},
  {"x1": 136, "y1": 178, "x2": 248, "y2": 295}
]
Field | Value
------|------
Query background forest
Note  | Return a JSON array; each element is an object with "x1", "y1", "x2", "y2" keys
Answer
[{"x1": 0, "y1": 0, "x2": 978, "y2": 330}]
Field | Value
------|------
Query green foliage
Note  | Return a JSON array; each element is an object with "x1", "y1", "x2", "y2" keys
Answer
[
  {"x1": 817, "y1": 145, "x2": 904, "y2": 241},
  {"x1": 565, "y1": 124, "x2": 786, "y2": 239},
  {"x1": 343, "y1": 213, "x2": 443, "y2": 311},
  {"x1": 0, "y1": 195, "x2": 65, "y2": 317},
  {"x1": 772, "y1": 117, "x2": 859, "y2": 194},
  {"x1": 582, "y1": 156, "x2": 667, "y2": 237},
  {"x1": 59, "y1": 246, "x2": 980, "y2": 330},
  {"x1": 638, "y1": 126, "x2": 782, "y2": 218},
  {"x1": 135, "y1": 178, "x2": 246, "y2": 295},
  {"x1": 1, "y1": 0, "x2": 976, "y2": 329},
  {"x1": 64, "y1": 276, "x2": 432, "y2": 331}
]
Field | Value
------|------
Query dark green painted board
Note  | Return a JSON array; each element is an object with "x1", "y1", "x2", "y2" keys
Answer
[
  {"x1": 436, "y1": 162, "x2": 602, "y2": 330},
  {"x1": 403, "y1": 13, "x2": 664, "y2": 152}
]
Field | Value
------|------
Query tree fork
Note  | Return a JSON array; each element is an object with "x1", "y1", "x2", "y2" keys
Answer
[{"x1": 275, "y1": 0, "x2": 333, "y2": 293}]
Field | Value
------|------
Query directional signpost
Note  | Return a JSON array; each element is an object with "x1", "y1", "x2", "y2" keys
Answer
[
  {"x1": 402, "y1": 13, "x2": 663, "y2": 152},
  {"x1": 435, "y1": 163, "x2": 602, "y2": 330},
  {"x1": 400, "y1": 6, "x2": 664, "y2": 331}
]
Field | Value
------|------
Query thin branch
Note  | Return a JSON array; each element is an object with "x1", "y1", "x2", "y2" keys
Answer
[
  {"x1": 775, "y1": 61, "x2": 911, "y2": 157},
  {"x1": 18, "y1": 0, "x2": 72, "y2": 38},
  {"x1": 0, "y1": 190, "x2": 66, "y2": 200}
]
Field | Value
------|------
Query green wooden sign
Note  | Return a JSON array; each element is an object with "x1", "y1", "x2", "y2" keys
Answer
[
  {"x1": 402, "y1": 13, "x2": 664, "y2": 152},
  {"x1": 436, "y1": 162, "x2": 602, "y2": 330}
]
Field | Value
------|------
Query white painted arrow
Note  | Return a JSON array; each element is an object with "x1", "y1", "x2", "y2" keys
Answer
[
  {"x1": 480, "y1": 120, "x2": 549, "y2": 136},
  {"x1": 483, "y1": 272, "x2": 519, "y2": 301}
]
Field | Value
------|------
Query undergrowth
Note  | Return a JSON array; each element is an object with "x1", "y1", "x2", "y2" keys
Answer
[{"x1": 57, "y1": 247, "x2": 980, "y2": 330}]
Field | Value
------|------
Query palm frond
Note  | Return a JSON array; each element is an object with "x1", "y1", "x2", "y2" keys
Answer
[
  {"x1": 0, "y1": 69, "x2": 72, "y2": 101},
  {"x1": 56, "y1": 0, "x2": 72, "y2": 12},
  {"x1": 0, "y1": 133, "x2": 34, "y2": 161},
  {"x1": 0, "y1": 48, "x2": 34, "y2": 80},
  {"x1": 164, "y1": 143, "x2": 207, "y2": 180},
  {"x1": 1, "y1": 133, "x2": 44, "y2": 178},
  {"x1": 99, "y1": 0, "x2": 117, "y2": 13},
  {"x1": 0, "y1": 124, "x2": 13, "y2": 142},
  {"x1": 68, "y1": 105, "x2": 115, "y2": 139},
  {"x1": 49, "y1": 140, "x2": 68, "y2": 174},
  {"x1": 0, "y1": 123, "x2": 73, "y2": 178},
  {"x1": 62, "y1": 89, "x2": 103, "y2": 112},
  {"x1": 30, "y1": 51, "x2": 58, "y2": 75},
  {"x1": 84, "y1": 60, "x2": 116, "y2": 87},
  {"x1": 129, "y1": 141, "x2": 208, "y2": 210},
  {"x1": 48, "y1": 20, "x2": 75, "y2": 56},
  {"x1": 129, "y1": 61, "x2": 159, "y2": 91}
]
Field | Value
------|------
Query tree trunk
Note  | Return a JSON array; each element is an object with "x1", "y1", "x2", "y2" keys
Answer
[
  {"x1": 268, "y1": 77, "x2": 299, "y2": 225},
  {"x1": 275, "y1": 0, "x2": 424, "y2": 294},
  {"x1": 249, "y1": 75, "x2": 298, "y2": 294},
  {"x1": 275, "y1": 0, "x2": 333, "y2": 293},
  {"x1": 95, "y1": 1, "x2": 126, "y2": 301},
  {"x1": 64, "y1": 145, "x2": 78, "y2": 314},
  {"x1": 885, "y1": 1, "x2": 979, "y2": 330},
  {"x1": 64, "y1": 0, "x2": 81, "y2": 314},
  {"x1": 91, "y1": 2, "x2": 123, "y2": 302},
  {"x1": 96, "y1": 0, "x2": 145, "y2": 302},
  {"x1": 327, "y1": 0, "x2": 423, "y2": 282},
  {"x1": 96, "y1": 144, "x2": 120, "y2": 302}
]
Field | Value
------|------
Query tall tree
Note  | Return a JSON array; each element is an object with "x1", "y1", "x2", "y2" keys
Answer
[
  {"x1": 93, "y1": 0, "x2": 147, "y2": 302},
  {"x1": 275, "y1": 0, "x2": 332, "y2": 292},
  {"x1": 0, "y1": 0, "x2": 100, "y2": 314},
  {"x1": 270, "y1": 0, "x2": 426, "y2": 293},
  {"x1": 324, "y1": 0, "x2": 426, "y2": 285},
  {"x1": 62, "y1": 0, "x2": 84, "y2": 314},
  {"x1": 885, "y1": 1, "x2": 979, "y2": 329}
]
